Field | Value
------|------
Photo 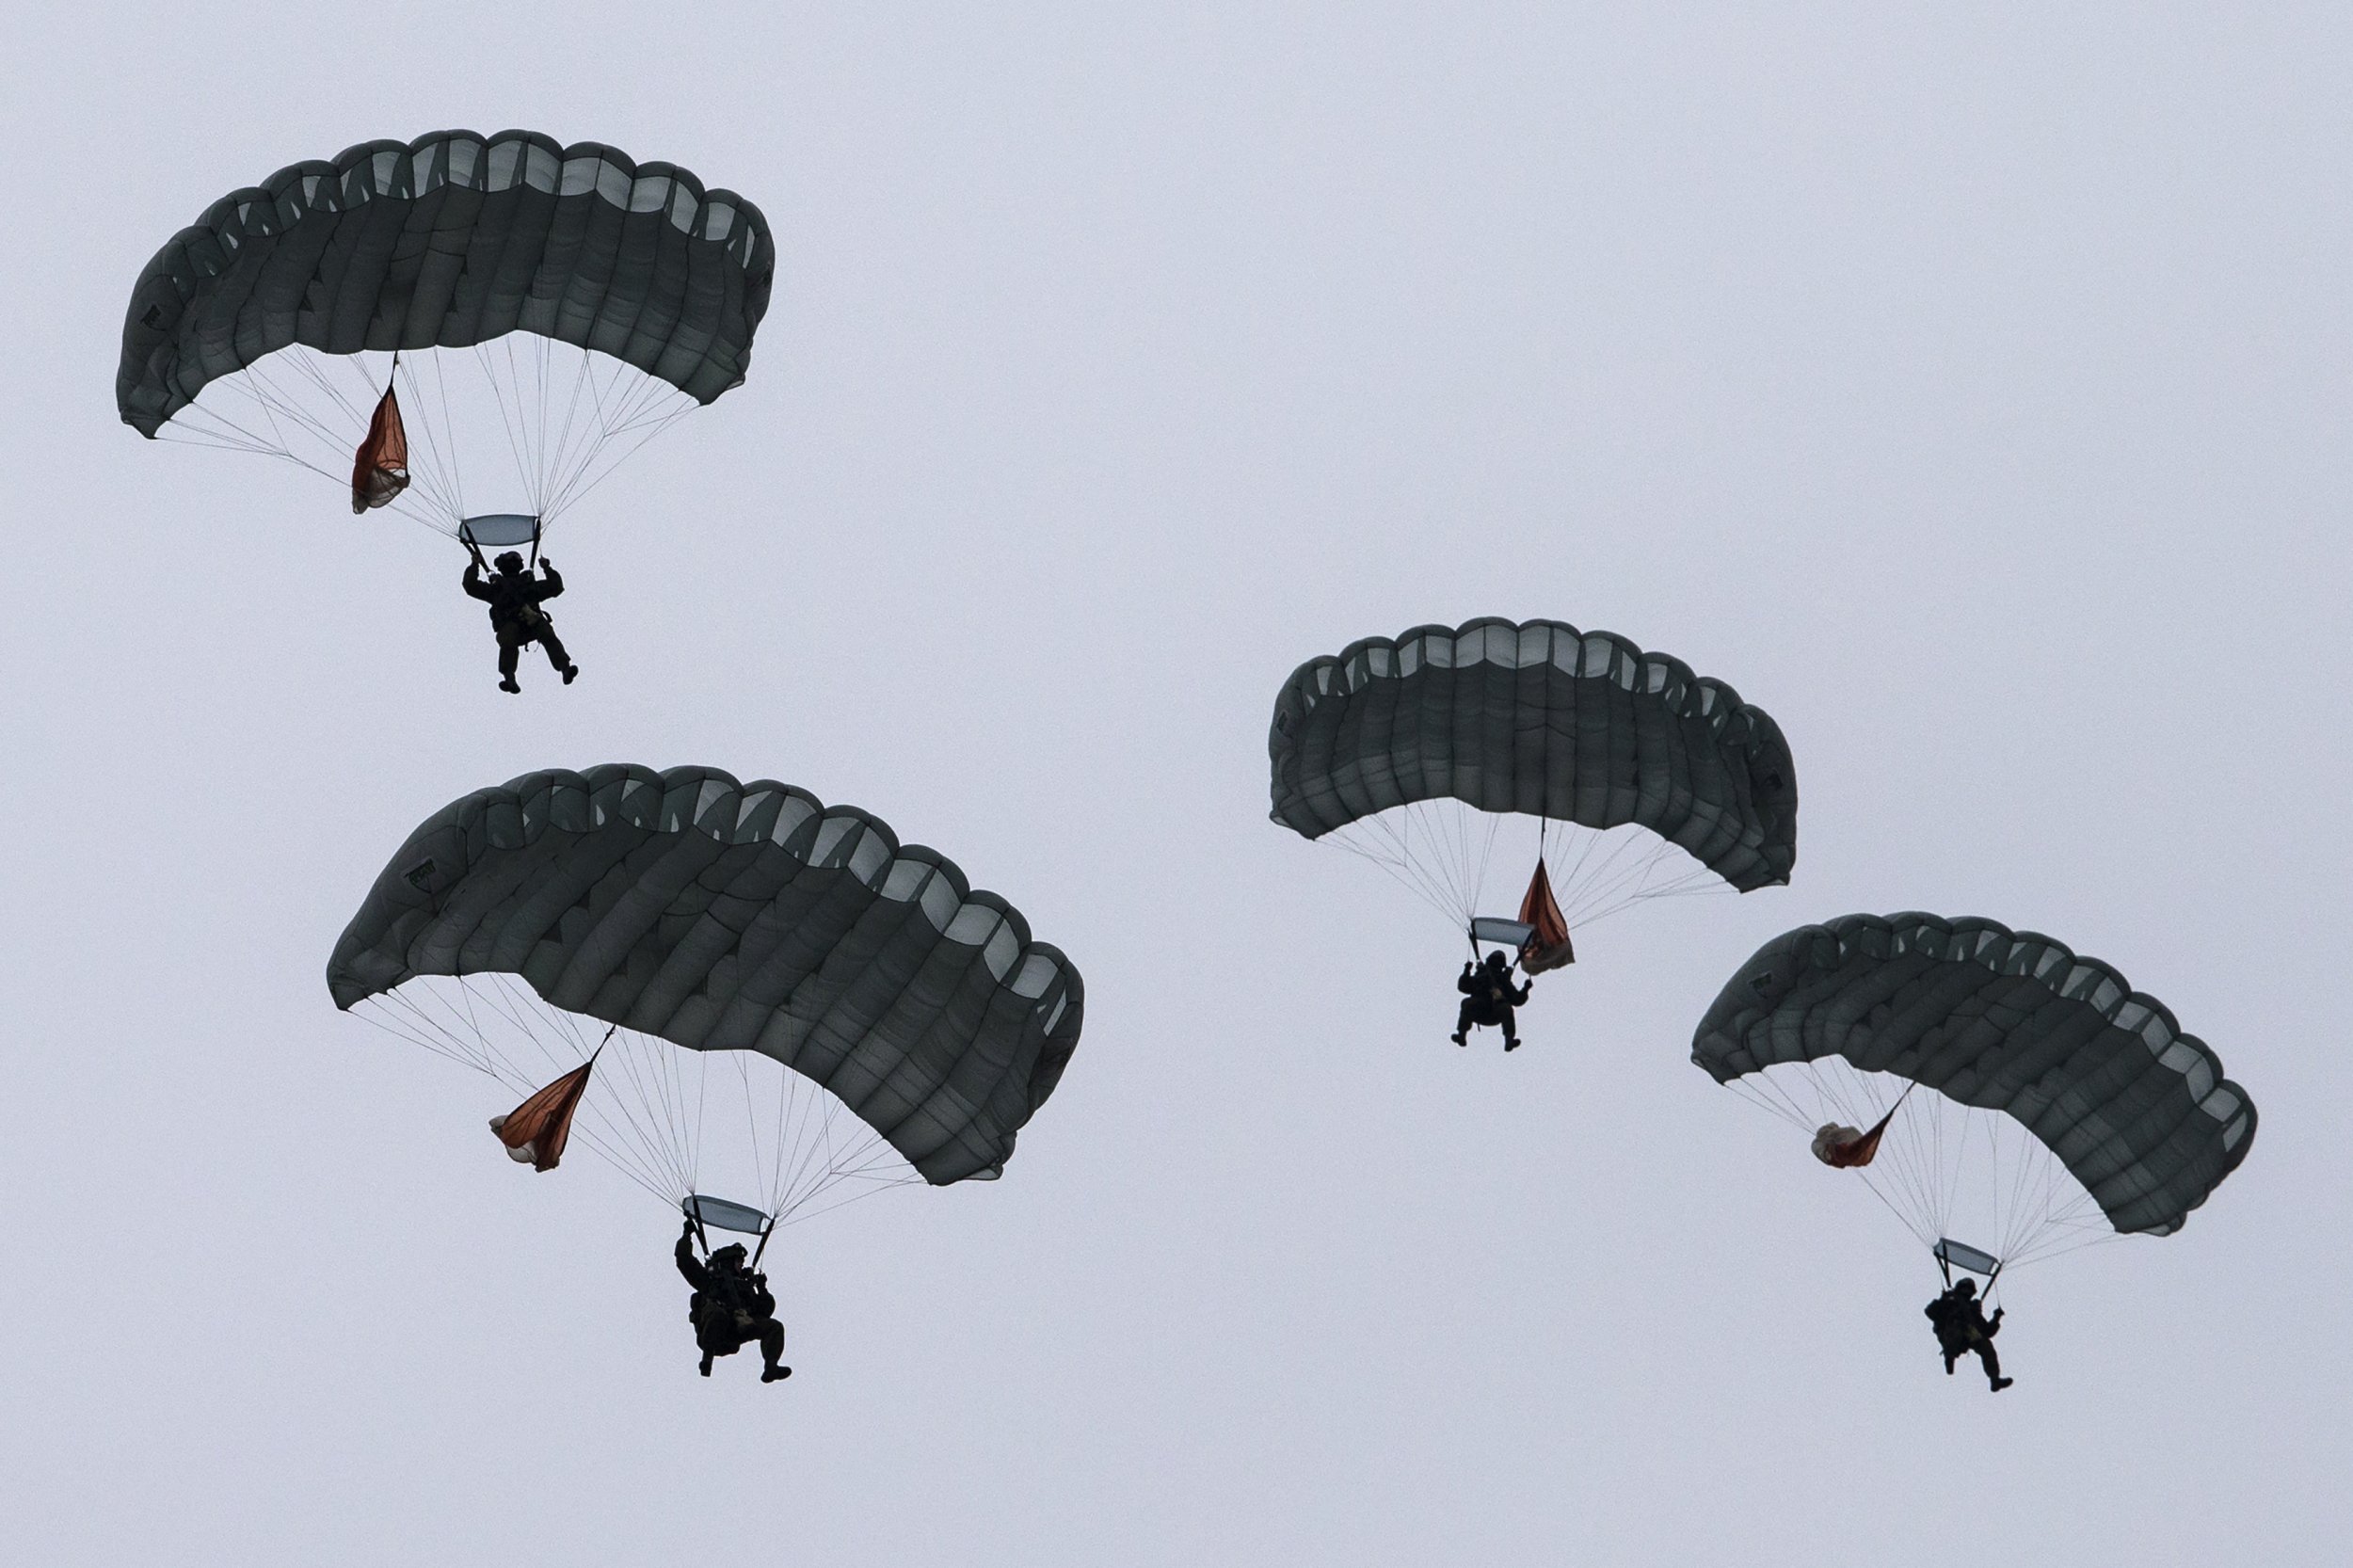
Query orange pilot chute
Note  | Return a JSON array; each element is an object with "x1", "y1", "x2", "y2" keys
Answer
[
  {"x1": 1515, "y1": 858, "x2": 1576, "y2": 973},
  {"x1": 488, "y1": 1052, "x2": 598, "y2": 1173},
  {"x1": 349, "y1": 385, "x2": 409, "y2": 514},
  {"x1": 1812, "y1": 1115, "x2": 1889, "y2": 1169},
  {"x1": 1810, "y1": 1083, "x2": 1915, "y2": 1169}
]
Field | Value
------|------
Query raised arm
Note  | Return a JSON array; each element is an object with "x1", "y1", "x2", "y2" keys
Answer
[
  {"x1": 463, "y1": 561, "x2": 492, "y2": 600},
  {"x1": 535, "y1": 559, "x2": 564, "y2": 600},
  {"x1": 675, "y1": 1225, "x2": 711, "y2": 1289}
]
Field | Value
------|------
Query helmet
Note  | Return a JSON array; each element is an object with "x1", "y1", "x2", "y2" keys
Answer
[{"x1": 494, "y1": 551, "x2": 525, "y2": 573}]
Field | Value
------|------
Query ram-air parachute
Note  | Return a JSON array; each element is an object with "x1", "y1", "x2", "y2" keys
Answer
[
  {"x1": 1691, "y1": 913, "x2": 2255, "y2": 1289},
  {"x1": 119, "y1": 131, "x2": 773, "y2": 554},
  {"x1": 328, "y1": 766, "x2": 1083, "y2": 1239},
  {"x1": 1268, "y1": 617, "x2": 1797, "y2": 964}
]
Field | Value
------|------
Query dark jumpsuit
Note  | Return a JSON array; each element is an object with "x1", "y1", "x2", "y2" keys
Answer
[
  {"x1": 462, "y1": 561, "x2": 572, "y2": 683},
  {"x1": 1925, "y1": 1287, "x2": 2009, "y2": 1388},
  {"x1": 1455, "y1": 958, "x2": 1531, "y2": 1046},
  {"x1": 676, "y1": 1231, "x2": 787, "y2": 1377}
]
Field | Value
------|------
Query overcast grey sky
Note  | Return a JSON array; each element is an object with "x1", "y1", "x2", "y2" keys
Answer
[{"x1": 5, "y1": 5, "x2": 2348, "y2": 1564}]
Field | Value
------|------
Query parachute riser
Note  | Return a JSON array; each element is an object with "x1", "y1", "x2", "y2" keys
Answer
[
  {"x1": 1885, "y1": 1079, "x2": 1919, "y2": 1126},
  {"x1": 750, "y1": 1218, "x2": 778, "y2": 1272},
  {"x1": 1936, "y1": 1258, "x2": 2007, "y2": 1304}
]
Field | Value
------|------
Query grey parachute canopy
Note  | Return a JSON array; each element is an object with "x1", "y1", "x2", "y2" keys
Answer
[
  {"x1": 1692, "y1": 913, "x2": 2255, "y2": 1237},
  {"x1": 118, "y1": 130, "x2": 774, "y2": 436},
  {"x1": 1269, "y1": 618, "x2": 1797, "y2": 892},
  {"x1": 328, "y1": 765, "x2": 1081, "y2": 1185}
]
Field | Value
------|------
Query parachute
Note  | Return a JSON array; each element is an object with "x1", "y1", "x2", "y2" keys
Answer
[
  {"x1": 1692, "y1": 913, "x2": 2256, "y2": 1284},
  {"x1": 119, "y1": 130, "x2": 774, "y2": 544},
  {"x1": 328, "y1": 765, "x2": 1083, "y2": 1233},
  {"x1": 1268, "y1": 617, "x2": 1797, "y2": 957}
]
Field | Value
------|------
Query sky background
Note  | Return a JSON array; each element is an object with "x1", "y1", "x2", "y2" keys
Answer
[{"x1": 4, "y1": 5, "x2": 2348, "y2": 1564}]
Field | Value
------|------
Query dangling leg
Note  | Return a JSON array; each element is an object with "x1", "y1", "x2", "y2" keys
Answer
[
  {"x1": 1974, "y1": 1338, "x2": 2011, "y2": 1391},
  {"x1": 694, "y1": 1308, "x2": 719, "y2": 1376},
  {"x1": 1452, "y1": 999, "x2": 1477, "y2": 1047},
  {"x1": 759, "y1": 1320, "x2": 791, "y2": 1383},
  {"x1": 498, "y1": 635, "x2": 521, "y2": 694},
  {"x1": 538, "y1": 625, "x2": 578, "y2": 683},
  {"x1": 695, "y1": 1305, "x2": 745, "y2": 1377},
  {"x1": 1502, "y1": 1010, "x2": 1522, "y2": 1052}
]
